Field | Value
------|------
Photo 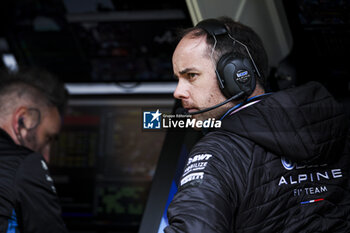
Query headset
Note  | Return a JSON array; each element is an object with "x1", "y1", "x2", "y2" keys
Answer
[
  {"x1": 177, "y1": 18, "x2": 262, "y2": 116},
  {"x1": 196, "y1": 18, "x2": 262, "y2": 100}
]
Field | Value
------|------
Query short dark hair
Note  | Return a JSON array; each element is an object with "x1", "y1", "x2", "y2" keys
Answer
[
  {"x1": 0, "y1": 67, "x2": 68, "y2": 116},
  {"x1": 178, "y1": 16, "x2": 269, "y2": 86}
]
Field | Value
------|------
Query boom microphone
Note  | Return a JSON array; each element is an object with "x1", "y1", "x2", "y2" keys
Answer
[{"x1": 176, "y1": 91, "x2": 244, "y2": 115}]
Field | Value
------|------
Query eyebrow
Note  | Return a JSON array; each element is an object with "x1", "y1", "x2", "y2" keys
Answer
[
  {"x1": 173, "y1": 67, "x2": 199, "y2": 80},
  {"x1": 179, "y1": 67, "x2": 197, "y2": 75}
]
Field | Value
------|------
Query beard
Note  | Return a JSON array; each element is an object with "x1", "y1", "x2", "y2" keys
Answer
[
  {"x1": 17, "y1": 129, "x2": 40, "y2": 153},
  {"x1": 183, "y1": 99, "x2": 233, "y2": 121},
  {"x1": 193, "y1": 105, "x2": 229, "y2": 121},
  {"x1": 182, "y1": 100, "x2": 233, "y2": 132}
]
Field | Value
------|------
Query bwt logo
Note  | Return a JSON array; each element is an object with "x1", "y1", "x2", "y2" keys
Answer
[{"x1": 143, "y1": 109, "x2": 162, "y2": 129}]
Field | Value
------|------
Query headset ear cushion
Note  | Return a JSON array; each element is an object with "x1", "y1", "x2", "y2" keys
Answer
[
  {"x1": 217, "y1": 54, "x2": 256, "y2": 98},
  {"x1": 216, "y1": 53, "x2": 241, "y2": 98}
]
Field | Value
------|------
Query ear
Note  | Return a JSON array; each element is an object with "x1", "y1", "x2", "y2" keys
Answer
[
  {"x1": 13, "y1": 107, "x2": 26, "y2": 133},
  {"x1": 11, "y1": 106, "x2": 28, "y2": 143},
  {"x1": 12, "y1": 106, "x2": 39, "y2": 134}
]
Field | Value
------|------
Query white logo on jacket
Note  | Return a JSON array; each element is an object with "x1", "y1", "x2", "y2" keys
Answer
[
  {"x1": 281, "y1": 157, "x2": 295, "y2": 170},
  {"x1": 180, "y1": 153, "x2": 213, "y2": 186}
]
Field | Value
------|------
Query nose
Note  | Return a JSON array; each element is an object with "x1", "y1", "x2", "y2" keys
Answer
[
  {"x1": 41, "y1": 144, "x2": 51, "y2": 163},
  {"x1": 173, "y1": 79, "x2": 189, "y2": 100}
]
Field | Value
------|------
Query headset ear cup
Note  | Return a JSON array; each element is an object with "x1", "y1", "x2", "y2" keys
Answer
[
  {"x1": 217, "y1": 53, "x2": 242, "y2": 98},
  {"x1": 242, "y1": 58, "x2": 256, "y2": 95},
  {"x1": 217, "y1": 54, "x2": 256, "y2": 98}
]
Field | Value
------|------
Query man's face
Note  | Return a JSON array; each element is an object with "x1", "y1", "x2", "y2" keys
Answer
[
  {"x1": 21, "y1": 107, "x2": 61, "y2": 162},
  {"x1": 173, "y1": 34, "x2": 234, "y2": 122}
]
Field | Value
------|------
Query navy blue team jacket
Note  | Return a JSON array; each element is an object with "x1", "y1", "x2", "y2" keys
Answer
[
  {"x1": 0, "y1": 129, "x2": 67, "y2": 233},
  {"x1": 166, "y1": 82, "x2": 350, "y2": 233}
]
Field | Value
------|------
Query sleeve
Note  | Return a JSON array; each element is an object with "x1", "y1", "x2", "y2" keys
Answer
[
  {"x1": 0, "y1": 210, "x2": 21, "y2": 233},
  {"x1": 15, "y1": 153, "x2": 68, "y2": 233},
  {"x1": 0, "y1": 157, "x2": 18, "y2": 232},
  {"x1": 0, "y1": 217, "x2": 9, "y2": 232},
  {"x1": 0, "y1": 195, "x2": 13, "y2": 232},
  {"x1": 164, "y1": 142, "x2": 247, "y2": 233}
]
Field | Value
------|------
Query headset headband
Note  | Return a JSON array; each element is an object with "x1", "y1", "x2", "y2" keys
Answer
[
  {"x1": 196, "y1": 18, "x2": 261, "y2": 78},
  {"x1": 196, "y1": 19, "x2": 228, "y2": 36}
]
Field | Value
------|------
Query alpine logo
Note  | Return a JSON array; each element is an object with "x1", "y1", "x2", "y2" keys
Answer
[{"x1": 281, "y1": 157, "x2": 295, "y2": 170}]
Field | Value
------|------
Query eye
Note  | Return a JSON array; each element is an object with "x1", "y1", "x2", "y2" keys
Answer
[
  {"x1": 46, "y1": 136, "x2": 53, "y2": 144},
  {"x1": 46, "y1": 135, "x2": 58, "y2": 144},
  {"x1": 187, "y1": 73, "x2": 198, "y2": 80}
]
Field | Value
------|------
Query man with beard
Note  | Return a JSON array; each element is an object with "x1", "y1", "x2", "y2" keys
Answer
[
  {"x1": 165, "y1": 17, "x2": 350, "y2": 232},
  {"x1": 0, "y1": 68, "x2": 69, "y2": 232}
]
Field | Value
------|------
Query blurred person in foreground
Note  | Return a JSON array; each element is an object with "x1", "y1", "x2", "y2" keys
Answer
[{"x1": 0, "y1": 67, "x2": 69, "y2": 232}]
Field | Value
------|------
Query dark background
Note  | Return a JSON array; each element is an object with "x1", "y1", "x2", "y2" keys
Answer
[{"x1": 0, "y1": 0, "x2": 192, "y2": 83}]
